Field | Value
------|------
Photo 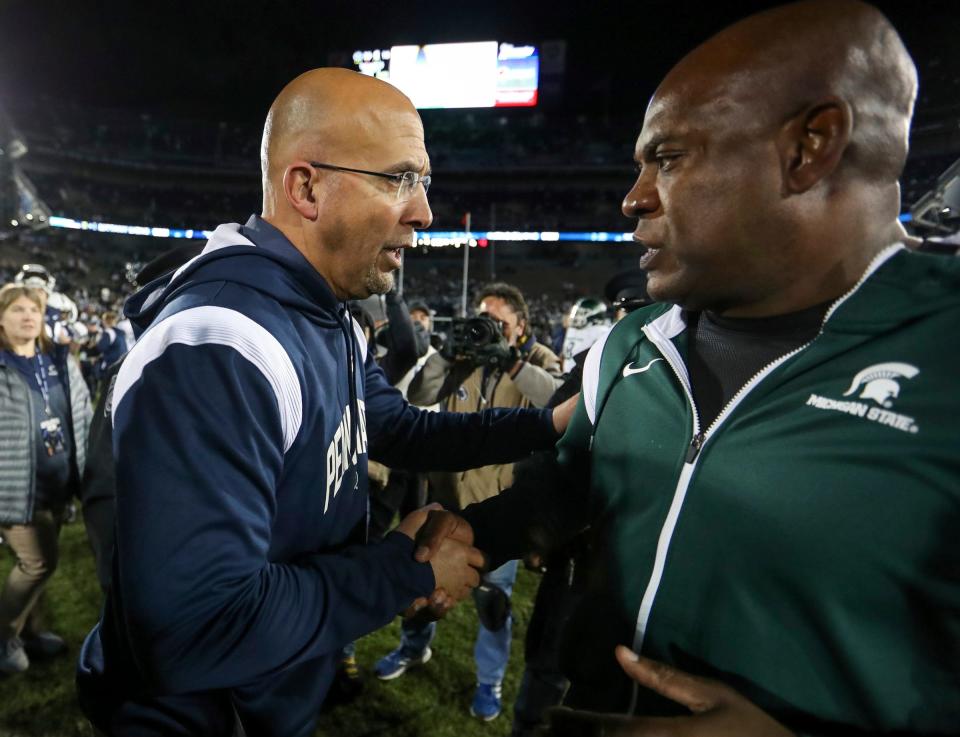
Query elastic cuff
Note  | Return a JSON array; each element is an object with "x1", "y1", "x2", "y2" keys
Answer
[{"x1": 382, "y1": 531, "x2": 436, "y2": 593}]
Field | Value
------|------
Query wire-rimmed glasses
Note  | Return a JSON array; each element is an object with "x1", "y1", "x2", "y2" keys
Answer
[{"x1": 309, "y1": 161, "x2": 431, "y2": 201}]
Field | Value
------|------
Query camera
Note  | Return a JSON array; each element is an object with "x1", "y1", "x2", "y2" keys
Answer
[{"x1": 443, "y1": 314, "x2": 507, "y2": 363}]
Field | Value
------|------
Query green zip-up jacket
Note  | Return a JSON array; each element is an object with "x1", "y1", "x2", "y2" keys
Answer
[{"x1": 464, "y1": 245, "x2": 960, "y2": 735}]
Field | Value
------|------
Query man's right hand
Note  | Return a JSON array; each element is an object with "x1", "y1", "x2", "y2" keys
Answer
[
  {"x1": 411, "y1": 509, "x2": 477, "y2": 564},
  {"x1": 427, "y1": 536, "x2": 484, "y2": 601},
  {"x1": 396, "y1": 506, "x2": 484, "y2": 609}
]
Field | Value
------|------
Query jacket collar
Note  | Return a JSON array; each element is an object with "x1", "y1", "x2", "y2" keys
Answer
[
  {"x1": 239, "y1": 215, "x2": 343, "y2": 312},
  {"x1": 646, "y1": 242, "x2": 914, "y2": 340}
]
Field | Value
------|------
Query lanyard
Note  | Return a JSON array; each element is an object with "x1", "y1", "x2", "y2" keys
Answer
[{"x1": 33, "y1": 351, "x2": 53, "y2": 417}]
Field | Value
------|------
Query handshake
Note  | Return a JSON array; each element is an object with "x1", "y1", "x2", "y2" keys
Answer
[{"x1": 395, "y1": 505, "x2": 482, "y2": 620}]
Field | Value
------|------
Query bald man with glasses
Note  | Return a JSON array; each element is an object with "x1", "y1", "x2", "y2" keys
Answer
[{"x1": 76, "y1": 68, "x2": 574, "y2": 737}]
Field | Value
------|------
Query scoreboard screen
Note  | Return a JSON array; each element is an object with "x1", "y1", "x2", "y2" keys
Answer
[{"x1": 352, "y1": 41, "x2": 539, "y2": 109}]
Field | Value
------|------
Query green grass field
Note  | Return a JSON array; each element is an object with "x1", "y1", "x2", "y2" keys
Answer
[{"x1": 0, "y1": 519, "x2": 540, "y2": 737}]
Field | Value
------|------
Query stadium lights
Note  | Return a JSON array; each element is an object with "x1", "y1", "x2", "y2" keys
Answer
[
  {"x1": 46, "y1": 214, "x2": 915, "y2": 244},
  {"x1": 48, "y1": 216, "x2": 639, "y2": 244}
]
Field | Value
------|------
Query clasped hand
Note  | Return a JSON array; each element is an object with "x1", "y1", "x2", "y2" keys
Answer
[{"x1": 396, "y1": 505, "x2": 483, "y2": 619}]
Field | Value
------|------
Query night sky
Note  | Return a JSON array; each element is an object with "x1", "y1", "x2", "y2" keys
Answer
[{"x1": 1, "y1": 0, "x2": 956, "y2": 123}]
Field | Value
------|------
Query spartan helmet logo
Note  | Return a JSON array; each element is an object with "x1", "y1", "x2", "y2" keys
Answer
[{"x1": 842, "y1": 362, "x2": 919, "y2": 408}]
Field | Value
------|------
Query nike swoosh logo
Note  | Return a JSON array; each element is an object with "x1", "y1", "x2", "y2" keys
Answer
[{"x1": 622, "y1": 358, "x2": 663, "y2": 377}]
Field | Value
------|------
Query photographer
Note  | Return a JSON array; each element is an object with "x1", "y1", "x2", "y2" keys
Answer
[
  {"x1": 375, "y1": 282, "x2": 562, "y2": 722},
  {"x1": 408, "y1": 284, "x2": 561, "y2": 413}
]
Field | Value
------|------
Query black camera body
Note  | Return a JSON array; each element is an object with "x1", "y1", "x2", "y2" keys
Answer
[{"x1": 443, "y1": 314, "x2": 508, "y2": 364}]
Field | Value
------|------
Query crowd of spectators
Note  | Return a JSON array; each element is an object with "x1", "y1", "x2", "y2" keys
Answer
[
  {"x1": 2, "y1": 45, "x2": 957, "y2": 366},
  {"x1": 12, "y1": 98, "x2": 638, "y2": 171},
  {"x1": 8, "y1": 89, "x2": 958, "y2": 234},
  {"x1": 0, "y1": 227, "x2": 642, "y2": 399}
]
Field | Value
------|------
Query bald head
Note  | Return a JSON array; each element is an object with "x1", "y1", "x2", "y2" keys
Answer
[
  {"x1": 255, "y1": 68, "x2": 432, "y2": 302},
  {"x1": 624, "y1": 1, "x2": 920, "y2": 316},
  {"x1": 260, "y1": 68, "x2": 420, "y2": 207},
  {"x1": 654, "y1": 0, "x2": 917, "y2": 184}
]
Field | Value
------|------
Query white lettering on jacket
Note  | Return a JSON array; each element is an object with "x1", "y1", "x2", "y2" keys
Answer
[
  {"x1": 324, "y1": 399, "x2": 368, "y2": 513},
  {"x1": 806, "y1": 393, "x2": 919, "y2": 434}
]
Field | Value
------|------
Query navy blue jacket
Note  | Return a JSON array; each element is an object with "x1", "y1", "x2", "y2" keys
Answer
[
  {"x1": 94, "y1": 327, "x2": 128, "y2": 374},
  {"x1": 77, "y1": 217, "x2": 556, "y2": 737}
]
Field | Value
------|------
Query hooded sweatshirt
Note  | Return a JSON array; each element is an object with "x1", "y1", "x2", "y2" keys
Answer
[
  {"x1": 464, "y1": 245, "x2": 960, "y2": 734},
  {"x1": 77, "y1": 216, "x2": 556, "y2": 737}
]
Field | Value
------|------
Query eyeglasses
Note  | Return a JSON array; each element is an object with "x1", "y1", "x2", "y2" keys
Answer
[{"x1": 309, "y1": 161, "x2": 431, "y2": 201}]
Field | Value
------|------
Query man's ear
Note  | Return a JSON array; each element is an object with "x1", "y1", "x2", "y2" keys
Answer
[
  {"x1": 282, "y1": 162, "x2": 319, "y2": 220},
  {"x1": 777, "y1": 97, "x2": 852, "y2": 195}
]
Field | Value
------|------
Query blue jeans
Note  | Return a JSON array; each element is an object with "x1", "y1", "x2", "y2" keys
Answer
[{"x1": 400, "y1": 559, "x2": 519, "y2": 685}]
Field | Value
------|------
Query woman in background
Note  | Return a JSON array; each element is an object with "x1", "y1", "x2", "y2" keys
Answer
[{"x1": 0, "y1": 283, "x2": 91, "y2": 674}]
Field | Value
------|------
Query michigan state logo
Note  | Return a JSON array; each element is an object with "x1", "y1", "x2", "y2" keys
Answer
[
  {"x1": 841, "y1": 362, "x2": 919, "y2": 409},
  {"x1": 805, "y1": 361, "x2": 920, "y2": 434}
]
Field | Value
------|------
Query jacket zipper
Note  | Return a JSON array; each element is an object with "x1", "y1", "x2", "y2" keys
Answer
[
  {"x1": 631, "y1": 325, "x2": 702, "y2": 655},
  {"x1": 688, "y1": 242, "x2": 904, "y2": 456},
  {"x1": 641, "y1": 323, "x2": 704, "y2": 456},
  {"x1": 624, "y1": 243, "x2": 904, "y2": 713},
  {"x1": 685, "y1": 431, "x2": 705, "y2": 463},
  {"x1": 625, "y1": 326, "x2": 815, "y2": 714}
]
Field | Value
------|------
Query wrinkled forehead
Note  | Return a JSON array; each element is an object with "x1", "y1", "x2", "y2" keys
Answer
[
  {"x1": 637, "y1": 88, "x2": 709, "y2": 152},
  {"x1": 637, "y1": 68, "x2": 767, "y2": 153},
  {"x1": 329, "y1": 103, "x2": 430, "y2": 171}
]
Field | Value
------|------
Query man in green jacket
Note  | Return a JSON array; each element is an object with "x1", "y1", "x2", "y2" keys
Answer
[{"x1": 416, "y1": 1, "x2": 960, "y2": 735}]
